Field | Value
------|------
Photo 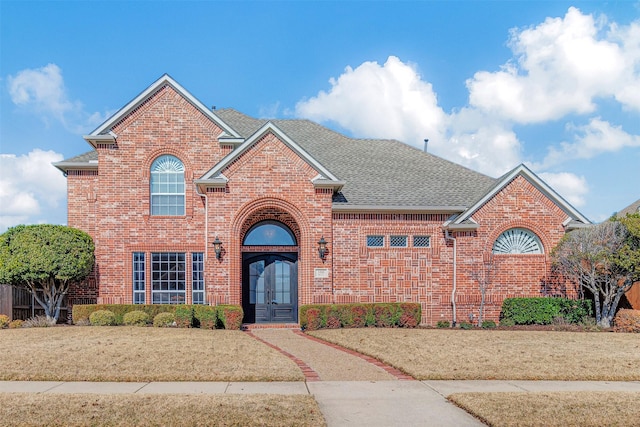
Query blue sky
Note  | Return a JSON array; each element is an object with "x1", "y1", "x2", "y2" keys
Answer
[{"x1": 1, "y1": 1, "x2": 639, "y2": 232}]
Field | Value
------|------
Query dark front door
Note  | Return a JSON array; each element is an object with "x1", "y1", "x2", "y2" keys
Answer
[{"x1": 242, "y1": 253, "x2": 298, "y2": 323}]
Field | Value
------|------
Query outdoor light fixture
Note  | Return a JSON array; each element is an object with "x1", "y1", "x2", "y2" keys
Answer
[
  {"x1": 212, "y1": 236, "x2": 222, "y2": 259},
  {"x1": 317, "y1": 236, "x2": 327, "y2": 260}
]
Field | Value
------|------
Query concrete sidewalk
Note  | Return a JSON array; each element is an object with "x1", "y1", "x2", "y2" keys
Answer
[{"x1": 3, "y1": 380, "x2": 640, "y2": 426}]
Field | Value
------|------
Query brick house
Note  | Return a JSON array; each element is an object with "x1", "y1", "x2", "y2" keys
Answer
[{"x1": 54, "y1": 75, "x2": 591, "y2": 325}]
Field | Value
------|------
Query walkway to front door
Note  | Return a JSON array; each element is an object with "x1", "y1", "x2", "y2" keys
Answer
[{"x1": 242, "y1": 253, "x2": 298, "y2": 323}]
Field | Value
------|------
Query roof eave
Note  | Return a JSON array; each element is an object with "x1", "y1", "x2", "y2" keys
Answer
[
  {"x1": 83, "y1": 134, "x2": 116, "y2": 149},
  {"x1": 332, "y1": 204, "x2": 467, "y2": 214},
  {"x1": 53, "y1": 161, "x2": 98, "y2": 174}
]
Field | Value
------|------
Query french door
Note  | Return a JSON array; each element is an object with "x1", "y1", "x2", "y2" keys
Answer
[{"x1": 242, "y1": 253, "x2": 298, "y2": 323}]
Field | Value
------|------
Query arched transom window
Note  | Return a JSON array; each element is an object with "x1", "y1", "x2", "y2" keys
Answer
[
  {"x1": 492, "y1": 228, "x2": 543, "y2": 254},
  {"x1": 150, "y1": 155, "x2": 185, "y2": 216},
  {"x1": 243, "y1": 221, "x2": 297, "y2": 246}
]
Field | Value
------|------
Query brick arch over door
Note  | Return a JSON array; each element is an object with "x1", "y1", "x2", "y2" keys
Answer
[{"x1": 228, "y1": 197, "x2": 311, "y2": 308}]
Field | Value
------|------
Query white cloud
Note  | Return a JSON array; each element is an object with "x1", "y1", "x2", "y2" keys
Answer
[
  {"x1": 466, "y1": 7, "x2": 640, "y2": 122},
  {"x1": 296, "y1": 56, "x2": 447, "y2": 148},
  {"x1": 7, "y1": 64, "x2": 111, "y2": 133},
  {"x1": 0, "y1": 149, "x2": 67, "y2": 232},
  {"x1": 540, "y1": 118, "x2": 640, "y2": 168},
  {"x1": 538, "y1": 171, "x2": 589, "y2": 208}
]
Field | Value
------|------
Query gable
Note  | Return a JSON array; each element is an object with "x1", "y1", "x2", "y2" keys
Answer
[
  {"x1": 195, "y1": 122, "x2": 345, "y2": 193},
  {"x1": 446, "y1": 164, "x2": 591, "y2": 230},
  {"x1": 83, "y1": 74, "x2": 241, "y2": 149}
]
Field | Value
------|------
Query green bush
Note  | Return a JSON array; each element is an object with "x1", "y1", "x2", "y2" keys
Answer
[
  {"x1": 0, "y1": 314, "x2": 9, "y2": 329},
  {"x1": 326, "y1": 305, "x2": 341, "y2": 329},
  {"x1": 89, "y1": 310, "x2": 117, "y2": 326},
  {"x1": 122, "y1": 310, "x2": 150, "y2": 326},
  {"x1": 500, "y1": 318, "x2": 515, "y2": 327},
  {"x1": 481, "y1": 320, "x2": 497, "y2": 329},
  {"x1": 436, "y1": 320, "x2": 450, "y2": 328},
  {"x1": 153, "y1": 312, "x2": 175, "y2": 328},
  {"x1": 500, "y1": 297, "x2": 592, "y2": 325},
  {"x1": 217, "y1": 305, "x2": 243, "y2": 330},
  {"x1": 193, "y1": 305, "x2": 217, "y2": 329},
  {"x1": 459, "y1": 321, "x2": 474, "y2": 330},
  {"x1": 72, "y1": 304, "x2": 177, "y2": 325},
  {"x1": 174, "y1": 305, "x2": 193, "y2": 328}
]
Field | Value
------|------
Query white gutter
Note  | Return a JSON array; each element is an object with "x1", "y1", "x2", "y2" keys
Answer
[{"x1": 444, "y1": 229, "x2": 457, "y2": 327}]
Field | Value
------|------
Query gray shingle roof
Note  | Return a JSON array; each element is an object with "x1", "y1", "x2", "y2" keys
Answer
[
  {"x1": 214, "y1": 109, "x2": 497, "y2": 209},
  {"x1": 618, "y1": 199, "x2": 640, "y2": 216}
]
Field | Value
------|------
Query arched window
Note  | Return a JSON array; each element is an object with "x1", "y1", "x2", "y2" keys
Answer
[
  {"x1": 150, "y1": 155, "x2": 185, "y2": 216},
  {"x1": 243, "y1": 221, "x2": 297, "y2": 246},
  {"x1": 492, "y1": 228, "x2": 543, "y2": 254}
]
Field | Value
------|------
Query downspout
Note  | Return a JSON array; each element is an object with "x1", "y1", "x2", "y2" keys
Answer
[
  {"x1": 195, "y1": 185, "x2": 209, "y2": 302},
  {"x1": 444, "y1": 229, "x2": 457, "y2": 327}
]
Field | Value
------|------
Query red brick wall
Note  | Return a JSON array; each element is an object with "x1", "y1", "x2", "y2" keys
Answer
[{"x1": 64, "y1": 84, "x2": 576, "y2": 325}]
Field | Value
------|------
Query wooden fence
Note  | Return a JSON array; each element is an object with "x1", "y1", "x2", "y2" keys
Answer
[{"x1": 0, "y1": 285, "x2": 72, "y2": 322}]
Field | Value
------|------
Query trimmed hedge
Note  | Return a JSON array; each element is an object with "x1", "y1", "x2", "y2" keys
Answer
[
  {"x1": 89, "y1": 310, "x2": 117, "y2": 326},
  {"x1": 299, "y1": 303, "x2": 421, "y2": 330},
  {"x1": 613, "y1": 309, "x2": 640, "y2": 333},
  {"x1": 72, "y1": 304, "x2": 242, "y2": 329},
  {"x1": 500, "y1": 297, "x2": 592, "y2": 325}
]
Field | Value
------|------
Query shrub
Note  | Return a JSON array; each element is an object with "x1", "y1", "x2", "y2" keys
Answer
[
  {"x1": 501, "y1": 297, "x2": 592, "y2": 325},
  {"x1": 350, "y1": 304, "x2": 370, "y2": 328},
  {"x1": 436, "y1": 320, "x2": 450, "y2": 328},
  {"x1": 89, "y1": 310, "x2": 117, "y2": 326},
  {"x1": 398, "y1": 303, "x2": 421, "y2": 328},
  {"x1": 500, "y1": 318, "x2": 515, "y2": 327},
  {"x1": 123, "y1": 310, "x2": 150, "y2": 326},
  {"x1": 459, "y1": 321, "x2": 474, "y2": 330},
  {"x1": 8, "y1": 319, "x2": 23, "y2": 329},
  {"x1": 193, "y1": 305, "x2": 217, "y2": 329},
  {"x1": 326, "y1": 306, "x2": 341, "y2": 329},
  {"x1": 217, "y1": 305, "x2": 243, "y2": 330},
  {"x1": 22, "y1": 315, "x2": 56, "y2": 328},
  {"x1": 153, "y1": 312, "x2": 175, "y2": 328},
  {"x1": 0, "y1": 314, "x2": 9, "y2": 329},
  {"x1": 374, "y1": 304, "x2": 395, "y2": 327},
  {"x1": 481, "y1": 320, "x2": 496, "y2": 329},
  {"x1": 613, "y1": 309, "x2": 640, "y2": 333},
  {"x1": 305, "y1": 308, "x2": 323, "y2": 331},
  {"x1": 174, "y1": 305, "x2": 193, "y2": 328},
  {"x1": 72, "y1": 304, "x2": 177, "y2": 325}
]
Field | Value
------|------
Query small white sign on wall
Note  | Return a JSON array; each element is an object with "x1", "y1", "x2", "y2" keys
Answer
[{"x1": 314, "y1": 268, "x2": 329, "y2": 279}]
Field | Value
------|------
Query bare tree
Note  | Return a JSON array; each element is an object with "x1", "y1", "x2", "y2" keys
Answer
[
  {"x1": 469, "y1": 252, "x2": 499, "y2": 326},
  {"x1": 552, "y1": 221, "x2": 636, "y2": 328}
]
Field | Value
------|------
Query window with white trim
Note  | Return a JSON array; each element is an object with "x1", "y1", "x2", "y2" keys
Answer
[
  {"x1": 413, "y1": 235, "x2": 431, "y2": 247},
  {"x1": 492, "y1": 228, "x2": 543, "y2": 254},
  {"x1": 151, "y1": 252, "x2": 186, "y2": 304},
  {"x1": 390, "y1": 235, "x2": 408, "y2": 247},
  {"x1": 132, "y1": 252, "x2": 145, "y2": 304},
  {"x1": 150, "y1": 155, "x2": 185, "y2": 216},
  {"x1": 366, "y1": 235, "x2": 384, "y2": 247},
  {"x1": 192, "y1": 252, "x2": 205, "y2": 304}
]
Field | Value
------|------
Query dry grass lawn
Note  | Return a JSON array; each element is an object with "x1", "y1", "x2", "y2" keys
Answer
[
  {"x1": 449, "y1": 392, "x2": 640, "y2": 427},
  {"x1": 308, "y1": 329, "x2": 640, "y2": 380},
  {"x1": 0, "y1": 393, "x2": 325, "y2": 426},
  {"x1": 0, "y1": 327, "x2": 304, "y2": 382}
]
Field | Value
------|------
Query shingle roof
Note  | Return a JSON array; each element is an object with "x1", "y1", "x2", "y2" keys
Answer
[
  {"x1": 214, "y1": 109, "x2": 497, "y2": 209},
  {"x1": 618, "y1": 199, "x2": 640, "y2": 216}
]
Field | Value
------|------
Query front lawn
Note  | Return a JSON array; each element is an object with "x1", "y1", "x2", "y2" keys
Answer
[
  {"x1": 308, "y1": 329, "x2": 640, "y2": 380},
  {"x1": 0, "y1": 393, "x2": 324, "y2": 427},
  {"x1": 0, "y1": 327, "x2": 304, "y2": 382}
]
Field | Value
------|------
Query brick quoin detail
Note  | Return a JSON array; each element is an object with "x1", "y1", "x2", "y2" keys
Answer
[{"x1": 63, "y1": 83, "x2": 579, "y2": 325}]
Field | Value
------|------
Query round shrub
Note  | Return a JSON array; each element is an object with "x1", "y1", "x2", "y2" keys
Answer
[
  {"x1": 481, "y1": 320, "x2": 497, "y2": 329},
  {"x1": 123, "y1": 310, "x2": 150, "y2": 326},
  {"x1": 436, "y1": 320, "x2": 450, "y2": 328},
  {"x1": 9, "y1": 320, "x2": 23, "y2": 329},
  {"x1": 153, "y1": 312, "x2": 175, "y2": 328},
  {"x1": 89, "y1": 310, "x2": 117, "y2": 326},
  {"x1": 0, "y1": 314, "x2": 9, "y2": 329}
]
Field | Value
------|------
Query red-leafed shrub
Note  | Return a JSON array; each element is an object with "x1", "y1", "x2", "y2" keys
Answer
[
  {"x1": 613, "y1": 309, "x2": 640, "y2": 333},
  {"x1": 374, "y1": 304, "x2": 396, "y2": 327},
  {"x1": 398, "y1": 303, "x2": 421, "y2": 328},
  {"x1": 217, "y1": 305, "x2": 243, "y2": 330},
  {"x1": 306, "y1": 308, "x2": 323, "y2": 331},
  {"x1": 350, "y1": 304, "x2": 369, "y2": 328},
  {"x1": 326, "y1": 306, "x2": 341, "y2": 329}
]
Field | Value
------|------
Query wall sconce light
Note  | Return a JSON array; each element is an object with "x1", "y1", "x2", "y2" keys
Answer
[
  {"x1": 212, "y1": 236, "x2": 222, "y2": 259},
  {"x1": 318, "y1": 236, "x2": 327, "y2": 260}
]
